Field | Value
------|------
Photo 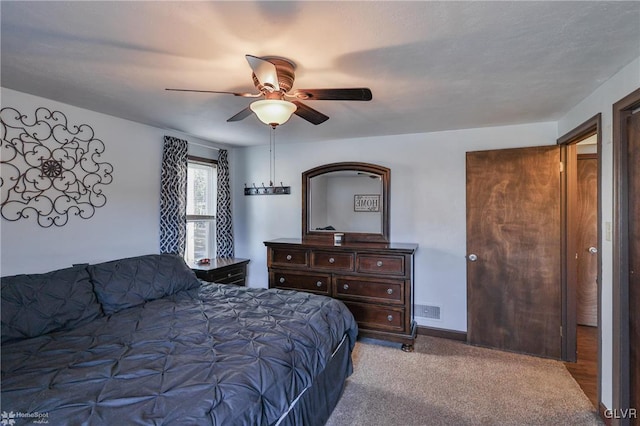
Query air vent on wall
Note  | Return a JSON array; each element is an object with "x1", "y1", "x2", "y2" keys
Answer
[{"x1": 415, "y1": 304, "x2": 441, "y2": 320}]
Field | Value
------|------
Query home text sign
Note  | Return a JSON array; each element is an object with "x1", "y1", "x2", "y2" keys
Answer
[{"x1": 354, "y1": 194, "x2": 380, "y2": 212}]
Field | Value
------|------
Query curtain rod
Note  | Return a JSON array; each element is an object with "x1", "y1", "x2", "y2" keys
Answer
[
  {"x1": 163, "y1": 128, "x2": 226, "y2": 151},
  {"x1": 188, "y1": 141, "x2": 223, "y2": 151}
]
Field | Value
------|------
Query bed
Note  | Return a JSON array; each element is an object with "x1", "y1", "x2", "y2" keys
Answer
[{"x1": 1, "y1": 254, "x2": 358, "y2": 425}]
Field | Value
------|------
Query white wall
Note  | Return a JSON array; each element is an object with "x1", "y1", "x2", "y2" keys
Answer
[
  {"x1": 0, "y1": 88, "x2": 222, "y2": 276},
  {"x1": 558, "y1": 56, "x2": 640, "y2": 411},
  {"x1": 232, "y1": 121, "x2": 557, "y2": 332}
]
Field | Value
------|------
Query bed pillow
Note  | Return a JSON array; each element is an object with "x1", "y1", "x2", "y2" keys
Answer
[
  {"x1": 1, "y1": 265, "x2": 104, "y2": 344},
  {"x1": 88, "y1": 253, "x2": 201, "y2": 315}
]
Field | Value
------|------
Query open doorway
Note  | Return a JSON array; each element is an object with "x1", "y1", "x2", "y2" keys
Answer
[
  {"x1": 558, "y1": 114, "x2": 602, "y2": 410},
  {"x1": 576, "y1": 137, "x2": 598, "y2": 330},
  {"x1": 569, "y1": 136, "x2": 599, "y2": 409}
]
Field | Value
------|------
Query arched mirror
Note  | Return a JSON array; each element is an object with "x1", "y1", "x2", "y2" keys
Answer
[{"x1": 302, "y1": 162, "x2": 390, "y2": 243}]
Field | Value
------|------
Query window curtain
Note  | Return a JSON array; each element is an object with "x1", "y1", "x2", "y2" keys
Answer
[
  {"x1": 159, "y1": 136, "x2": 188, "y2": 255},
  {"x1": 216, "y1": 149, "x2": 234, "y2": 258}
]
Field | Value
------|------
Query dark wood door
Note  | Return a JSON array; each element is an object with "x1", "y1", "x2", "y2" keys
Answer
[
  {"x1": 576, "y1": 155, "x2": 598, "y2": 327},
  {"x1": 628, "y1": 109, "x2": 640, "y2": 420},
  {"x1": 467, "y1": 145, "x2": 562, "y2": 359}
]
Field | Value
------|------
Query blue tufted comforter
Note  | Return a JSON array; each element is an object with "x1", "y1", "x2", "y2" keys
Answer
[{"x1": 1, "y1": 284, "x2": 357, "y2": 425}]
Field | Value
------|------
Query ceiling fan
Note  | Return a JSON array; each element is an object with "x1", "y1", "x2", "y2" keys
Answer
[{"x1": 166, "y1": 55, "x2": 372, "y2": 127}]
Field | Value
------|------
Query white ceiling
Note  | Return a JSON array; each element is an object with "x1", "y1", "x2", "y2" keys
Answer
[{"x1": 2, "y1": 1, "x2": 639, "y2": 147}]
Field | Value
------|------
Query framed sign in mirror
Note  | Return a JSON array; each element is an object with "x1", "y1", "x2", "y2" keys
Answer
[
  {"x1": 354, "y1": 194, "x2": 380, "y2": 212},
  {"x1": 302, "y1": 162, "x2": 390, "y2": 243}
]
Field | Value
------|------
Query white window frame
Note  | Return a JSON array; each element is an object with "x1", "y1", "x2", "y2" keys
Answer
[{"x1": 185, "y1": 156, "x2": 217, "y2": 263}]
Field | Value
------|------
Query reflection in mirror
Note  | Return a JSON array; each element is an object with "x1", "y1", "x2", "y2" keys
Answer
[
  {"x1": 309, "y1": 171, "x2": 382, "y2": 234},
  {"x1": 302, "y1": 162, "x2": 390, "y2": 243}
]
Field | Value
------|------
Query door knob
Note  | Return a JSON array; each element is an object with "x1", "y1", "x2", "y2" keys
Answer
[
  {"x1": 589, "y1": 247, "x2": 598, "y2": 254},
  {"x1": 467, "y1": 254, "x2": 478, "y2": 262}
]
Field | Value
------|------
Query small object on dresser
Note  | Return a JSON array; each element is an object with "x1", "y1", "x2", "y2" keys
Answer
[{"x1": 197, "y1": 258, "x2": 210, "y2": 265}]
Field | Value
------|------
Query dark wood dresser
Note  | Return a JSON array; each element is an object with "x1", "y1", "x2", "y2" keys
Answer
[
  {"x1": 190, "y1": 258, "x2": 250, "y2": 286},
  {"x1": 264, "y1": 238, "x2": 418, "y2": 351}
]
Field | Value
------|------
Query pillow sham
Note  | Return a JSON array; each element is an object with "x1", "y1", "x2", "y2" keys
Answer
[
  {"x1": 1, "y1": 265, "x2": 103, "y2": 344},
  {"x1": 88, "y1": 253, "x2": 201, "y2": 315}
]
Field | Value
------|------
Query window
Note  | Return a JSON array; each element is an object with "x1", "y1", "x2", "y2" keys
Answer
[{"x1": 185, "y1": 157, "x2": 217, "y2": 263}]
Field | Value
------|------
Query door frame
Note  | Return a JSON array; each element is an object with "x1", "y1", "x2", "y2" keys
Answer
[
  {"x1": 557, "y1": 114, "x2": 601, "y2": 369},
  {"x1": 612, "y1": 88, "x2": 640, "y2": 426}
]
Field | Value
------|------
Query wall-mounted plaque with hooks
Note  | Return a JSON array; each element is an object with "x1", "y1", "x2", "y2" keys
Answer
[{"x1": 244, "y1": 182, "x2": 291, "y2": 196}]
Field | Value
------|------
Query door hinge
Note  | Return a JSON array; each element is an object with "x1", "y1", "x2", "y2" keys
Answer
[
  {"x1": 559, "y1": 162, "x2": 564, "y2": 173},
  {"x1": 560, "y1": 326, "x2": 563, "y2": 337}
]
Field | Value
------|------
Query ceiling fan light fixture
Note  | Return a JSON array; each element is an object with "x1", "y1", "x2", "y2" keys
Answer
[{"x1": 250, "y1": 99, "x2": 297, "y2": 127}]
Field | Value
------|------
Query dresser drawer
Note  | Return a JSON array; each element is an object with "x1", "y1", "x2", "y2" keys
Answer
[
  {"x1": 334, "y1": 277, "x2": 404, "y2": 304},
  {"x1": 213, "y1": 266, "x2": 246, "y2": 285},
  {"x1": 195, "y1": 266, "x2": 246, "y2": 285},
  {"x1": 311, "y1": 251, "x2": 354, "y2": 271},
  {"x1": 343, "y1": 301, "x2": 405, "y2": 332},
  {"x1": 271, "y1": 270, "x2": 330, "y2": 295},
  {"x1": 270, "y1": 248, "x2": 308, "y2": 267},
  {"x1": 357, "y1": 254, "x2": 405, "y2": 276}
]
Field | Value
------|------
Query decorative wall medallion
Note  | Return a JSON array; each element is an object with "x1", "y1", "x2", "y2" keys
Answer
[{"x1": 0, "y1": 107, "x2": 114, "y2": 227}]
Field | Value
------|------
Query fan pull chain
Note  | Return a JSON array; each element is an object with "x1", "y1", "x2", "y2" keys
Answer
[
  {"x1": 269, "y1": 126, "x2": 276, "y2": 186},
  {"x1": 244, "y1": 124, "x2": 291, "y2": 196}
]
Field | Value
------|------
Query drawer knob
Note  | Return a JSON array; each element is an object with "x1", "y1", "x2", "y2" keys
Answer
[
  {"x1": 227, "y1": 273, "x2": 232, "y2": 278},
  {"x1": 316, "y1": 281, "x2": 323, "y2": 287},
  {"x1": 387, "y1": 315, "x2": 393, "y2": 322},
  {"x1": 343, "y1": 284, "x2": 349, "y2": 290},
  {"x1": 376, "y1": 261, "x2": 383, "y2": 267},
  {"x1": 279, "y1": 277, "x2": 286, "y2": 283},
  {"x1": 329, "y1": 257, "x2": 335, "y2": 264},
  {"x1": 286, "y1": 255, "x2": 292, "y2": 261},
  {"x1": 387, "y1": 288, "x2": 393, "y2": 295}
]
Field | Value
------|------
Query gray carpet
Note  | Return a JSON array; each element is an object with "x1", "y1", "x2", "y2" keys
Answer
[{"x1": 326, "y1": 335, "x2": 603, "y2": 426}]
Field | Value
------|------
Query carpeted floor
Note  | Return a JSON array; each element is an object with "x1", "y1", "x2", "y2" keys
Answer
[{"x1": 326, "y1": 335, "x2": 603, "y2": 426}]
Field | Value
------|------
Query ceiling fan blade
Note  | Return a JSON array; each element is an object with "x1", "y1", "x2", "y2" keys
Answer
[
  {"x1": 292, "y1": 101, "x2": 329, "y2": 125},
  {"x1": 227, "y1": 106, "x2": 253, "y2": 122},
  {"x1": 291, "y1": 88, "x2": 372, "y2": 101},
  {"x1": 245, "y1": 55, "x2": 280, "y2": 91},
  {"x1": 165, "y1": 88, "x2": 259, "y2": 98}
]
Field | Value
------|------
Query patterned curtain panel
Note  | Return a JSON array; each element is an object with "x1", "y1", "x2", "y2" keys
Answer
[
  {"x1": 216, "y1": 149, "x2": 234, "y2": 258},
  {"x1": 159, "y1": 136, "x2": 188, "y2": 255}
]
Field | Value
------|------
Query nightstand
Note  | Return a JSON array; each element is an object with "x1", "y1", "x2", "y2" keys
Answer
[{"x1": 190, "y1": 258, "x2": 250, "y2": 286}]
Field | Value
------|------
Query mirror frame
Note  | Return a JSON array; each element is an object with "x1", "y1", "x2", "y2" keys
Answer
[{"x1": 302, "y1": 162, "x2": 390, "y2": 244}]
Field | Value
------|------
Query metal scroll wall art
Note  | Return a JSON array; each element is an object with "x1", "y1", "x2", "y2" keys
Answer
[{"x1": 0, "y1": 107, "x2": 114, "y2": 227}]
